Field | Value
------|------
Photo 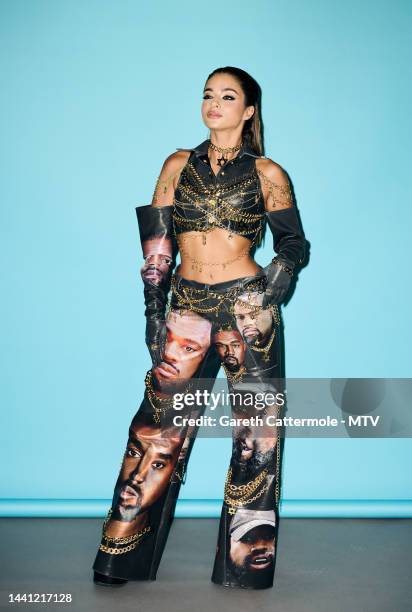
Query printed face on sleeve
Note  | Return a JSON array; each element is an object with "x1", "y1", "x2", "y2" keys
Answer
[{"x1": 141, "y1": 237, "x2": 173, "y2": 286}]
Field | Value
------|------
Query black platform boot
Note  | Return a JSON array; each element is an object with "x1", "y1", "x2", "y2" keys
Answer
[{"x1": 93, "y1": 571, "x2": 128, "y2": 587}]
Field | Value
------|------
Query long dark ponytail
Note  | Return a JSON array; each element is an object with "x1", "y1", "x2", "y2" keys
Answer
[{"x1": 205, "y1": 66, "x2": 264, "y2": 157}]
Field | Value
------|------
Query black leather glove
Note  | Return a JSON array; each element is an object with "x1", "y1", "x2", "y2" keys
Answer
[
  {"x1": 135, "y1": 204, "x2": 176, "y2": 367},
  {"x1": 143, "y1": 294, "x2": 168, "y2": 368},
  {"x1": 262, "y1": 256, "x2": 295, "y2": 308},
  {"x1": 262, "y1": 205, "x2": 306, "y2": 308}
]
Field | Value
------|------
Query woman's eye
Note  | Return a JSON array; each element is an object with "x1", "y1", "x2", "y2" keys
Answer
[
  {"x1": 152, "y1": 462, "x2": 166, "y2": 470},
  {"x1": 184, "y1": 346, "x2": 195, "y2": 353},
  {"x1": 202, "y1": 95, "x2": 235, "y2": 101}
]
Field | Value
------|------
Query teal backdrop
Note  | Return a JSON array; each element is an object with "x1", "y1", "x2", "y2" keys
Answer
[{"x1": 1, "y1": 0, "x2": 411, "y2": 518}]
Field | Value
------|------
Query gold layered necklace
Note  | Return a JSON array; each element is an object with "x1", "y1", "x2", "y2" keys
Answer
[{"x1": 208, "y1": 140, "x2": 243, "y2": 167}]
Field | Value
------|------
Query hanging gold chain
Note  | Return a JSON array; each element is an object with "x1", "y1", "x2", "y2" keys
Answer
[
  {"x1": 170, "y1": 274, "x2": 267, "y2": 318},
  {"x1": 172, "y1": 161, "x2": 265, "y2": 269}
]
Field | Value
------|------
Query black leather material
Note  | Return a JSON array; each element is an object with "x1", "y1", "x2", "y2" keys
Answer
[
  {"x1": 135, "y1": 204, "x2": 176, "y2": 367},
  {"x1": 93, "y1": 571, "x2": 128, "y2": 586},
  {"x1": 265, "y1": 206, "x2": 306, "y2": 267},
  {"x1": 173, "y1": 139, "x2": 266, "y2": 246},
  {"x1": 92, "y1": 270, "x2": 284, "y2": 588},
  {"x1": 261, "y1": 261, "x2": 293, "y2": 308},
  {"x1": 262, "y1": 205, "x2": 306, "y2": 305}
]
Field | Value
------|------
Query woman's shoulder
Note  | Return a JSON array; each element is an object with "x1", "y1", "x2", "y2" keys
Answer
[
  {"x1": 150, "y1": 150, "x2": 191, "y2": 206},
  {"x1": 155, "y1": 148, "x2": 191, "y2": 177},
  {"x1": 255, "y1": 157, "x2": 293, "y2": 210},
  {"x1": 255, "y1": 156, "x2": 288, "y2": 183},
  {"x1": 159, "y1": 149, "x2": 191, "y2": 175}
]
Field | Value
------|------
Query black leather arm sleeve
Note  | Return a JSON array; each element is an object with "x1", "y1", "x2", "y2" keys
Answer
[
  {"x1": 261, "y1": 205, "x2": 307, "y2": 307},
  {"x1": 135, "y1": 204, "x2": 176, "y2": 365},
  {"x1": 265, "y1": 206, "x2": 306, "y2": 269}
]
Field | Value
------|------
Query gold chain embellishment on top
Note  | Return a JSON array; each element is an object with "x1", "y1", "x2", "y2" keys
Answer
[
  {"x1": 151, "y1": 166, "x2": 185, "y2": 205},
  {"x1": 255, "y1": 168, "x2": 294, "y2": 210},
  {"x1": 175, "y1": 229, "x2": 253, "y2": 273},
  {"x1": 173, "y1": 161, "x2": 265, "y2": 270},
  {"x1": 175, "y1": 164, "x2": 264, "y2": 227}
]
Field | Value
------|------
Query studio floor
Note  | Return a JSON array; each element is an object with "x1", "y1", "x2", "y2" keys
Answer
[{"x1": 0, "y1": 517, "x2": 411, "y2": 611}]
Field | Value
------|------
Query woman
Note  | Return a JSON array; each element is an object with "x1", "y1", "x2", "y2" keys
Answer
[{"x1": 92, "y1": 66, "x2": 306, "y2": 590}]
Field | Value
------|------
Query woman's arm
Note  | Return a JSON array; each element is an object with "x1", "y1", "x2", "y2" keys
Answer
[
  {"x1": 135, "y1": 151, "x2": 188, "y2": 366},
  {"x1": 256, "y1": 159, "x2": 294, "y2": 211},
  {"x1": 256, "y1": 158, "x2": 306, "y2": 265},
  {"x1": 256, "y1": 159, "x2": 307, "y2": 306},
  {"x1": 151, "y1": 151, "x2": 190, "y2": 207}
]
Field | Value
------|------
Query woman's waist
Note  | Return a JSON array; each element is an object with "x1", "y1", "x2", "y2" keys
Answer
[
  {"x1": 175, "y1": 229, "x2": 262, "y2": 282},
  {"x1": 172, "y1": 262, "x2": 266, "y2": 293}
]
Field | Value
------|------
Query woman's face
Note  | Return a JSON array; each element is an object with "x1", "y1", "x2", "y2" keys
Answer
[{"x1": 201, "y1": 72, "x2": 254, "y2": 132}]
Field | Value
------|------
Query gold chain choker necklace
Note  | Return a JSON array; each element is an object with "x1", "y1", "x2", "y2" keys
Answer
[{"x1": 208, "y1": 140, "x2": 243, "y2": 167}]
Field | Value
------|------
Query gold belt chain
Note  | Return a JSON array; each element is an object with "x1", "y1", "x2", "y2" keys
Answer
[{"x1": 170, "y1": 274, "x2": 267, "y2": 318}]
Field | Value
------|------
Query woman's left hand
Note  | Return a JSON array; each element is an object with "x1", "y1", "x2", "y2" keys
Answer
[{"x1": 261, "y1": 259, "x2": 293, "y2": 307}]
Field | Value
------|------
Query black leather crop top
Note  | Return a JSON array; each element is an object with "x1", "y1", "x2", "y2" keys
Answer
[{"x1": 172, "y1": 138, "x2": 266, "y2": 248}]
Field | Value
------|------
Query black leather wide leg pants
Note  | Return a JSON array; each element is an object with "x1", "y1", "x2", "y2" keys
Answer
[{"x1": 92, "y1": 268, "x2": 285, "y2": 589}]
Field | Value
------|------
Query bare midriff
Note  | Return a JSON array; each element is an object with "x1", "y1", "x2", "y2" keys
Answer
[{"x1": 175, "y1": 226, "x2": 262, "y2": 283}]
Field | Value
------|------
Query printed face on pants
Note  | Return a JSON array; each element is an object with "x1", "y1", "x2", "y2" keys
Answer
[
  {"x1": 230, "y1": 525, "x2": 276, "y2": 572},
  {"x1": 141, "y1": 236, "x2": 173, "y2": 286},
  {"x1": 152, "y1": 309, "x2": 211, "y2": 394},
  {"x1": 233, "y1": 291, "x2": 273, "y2": 345},
  {"x1": 232, "y1": 425, "x2": 277, "y2": 481},
  {"x1": 93, "y1": 273, "x2": 283, "y2": 586},
  {"x1": 112, "y1": 421, "x2": 182, "y2": 523},
  {"x1": 235, "y1": 425, "x2": 276, "y2": 462},
  {"x1": 212, "y1": 329, "x2": 246, "y2": 372},
  {"x1": 229, "y1": 509, "x2": 276, "y2": 582}
]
